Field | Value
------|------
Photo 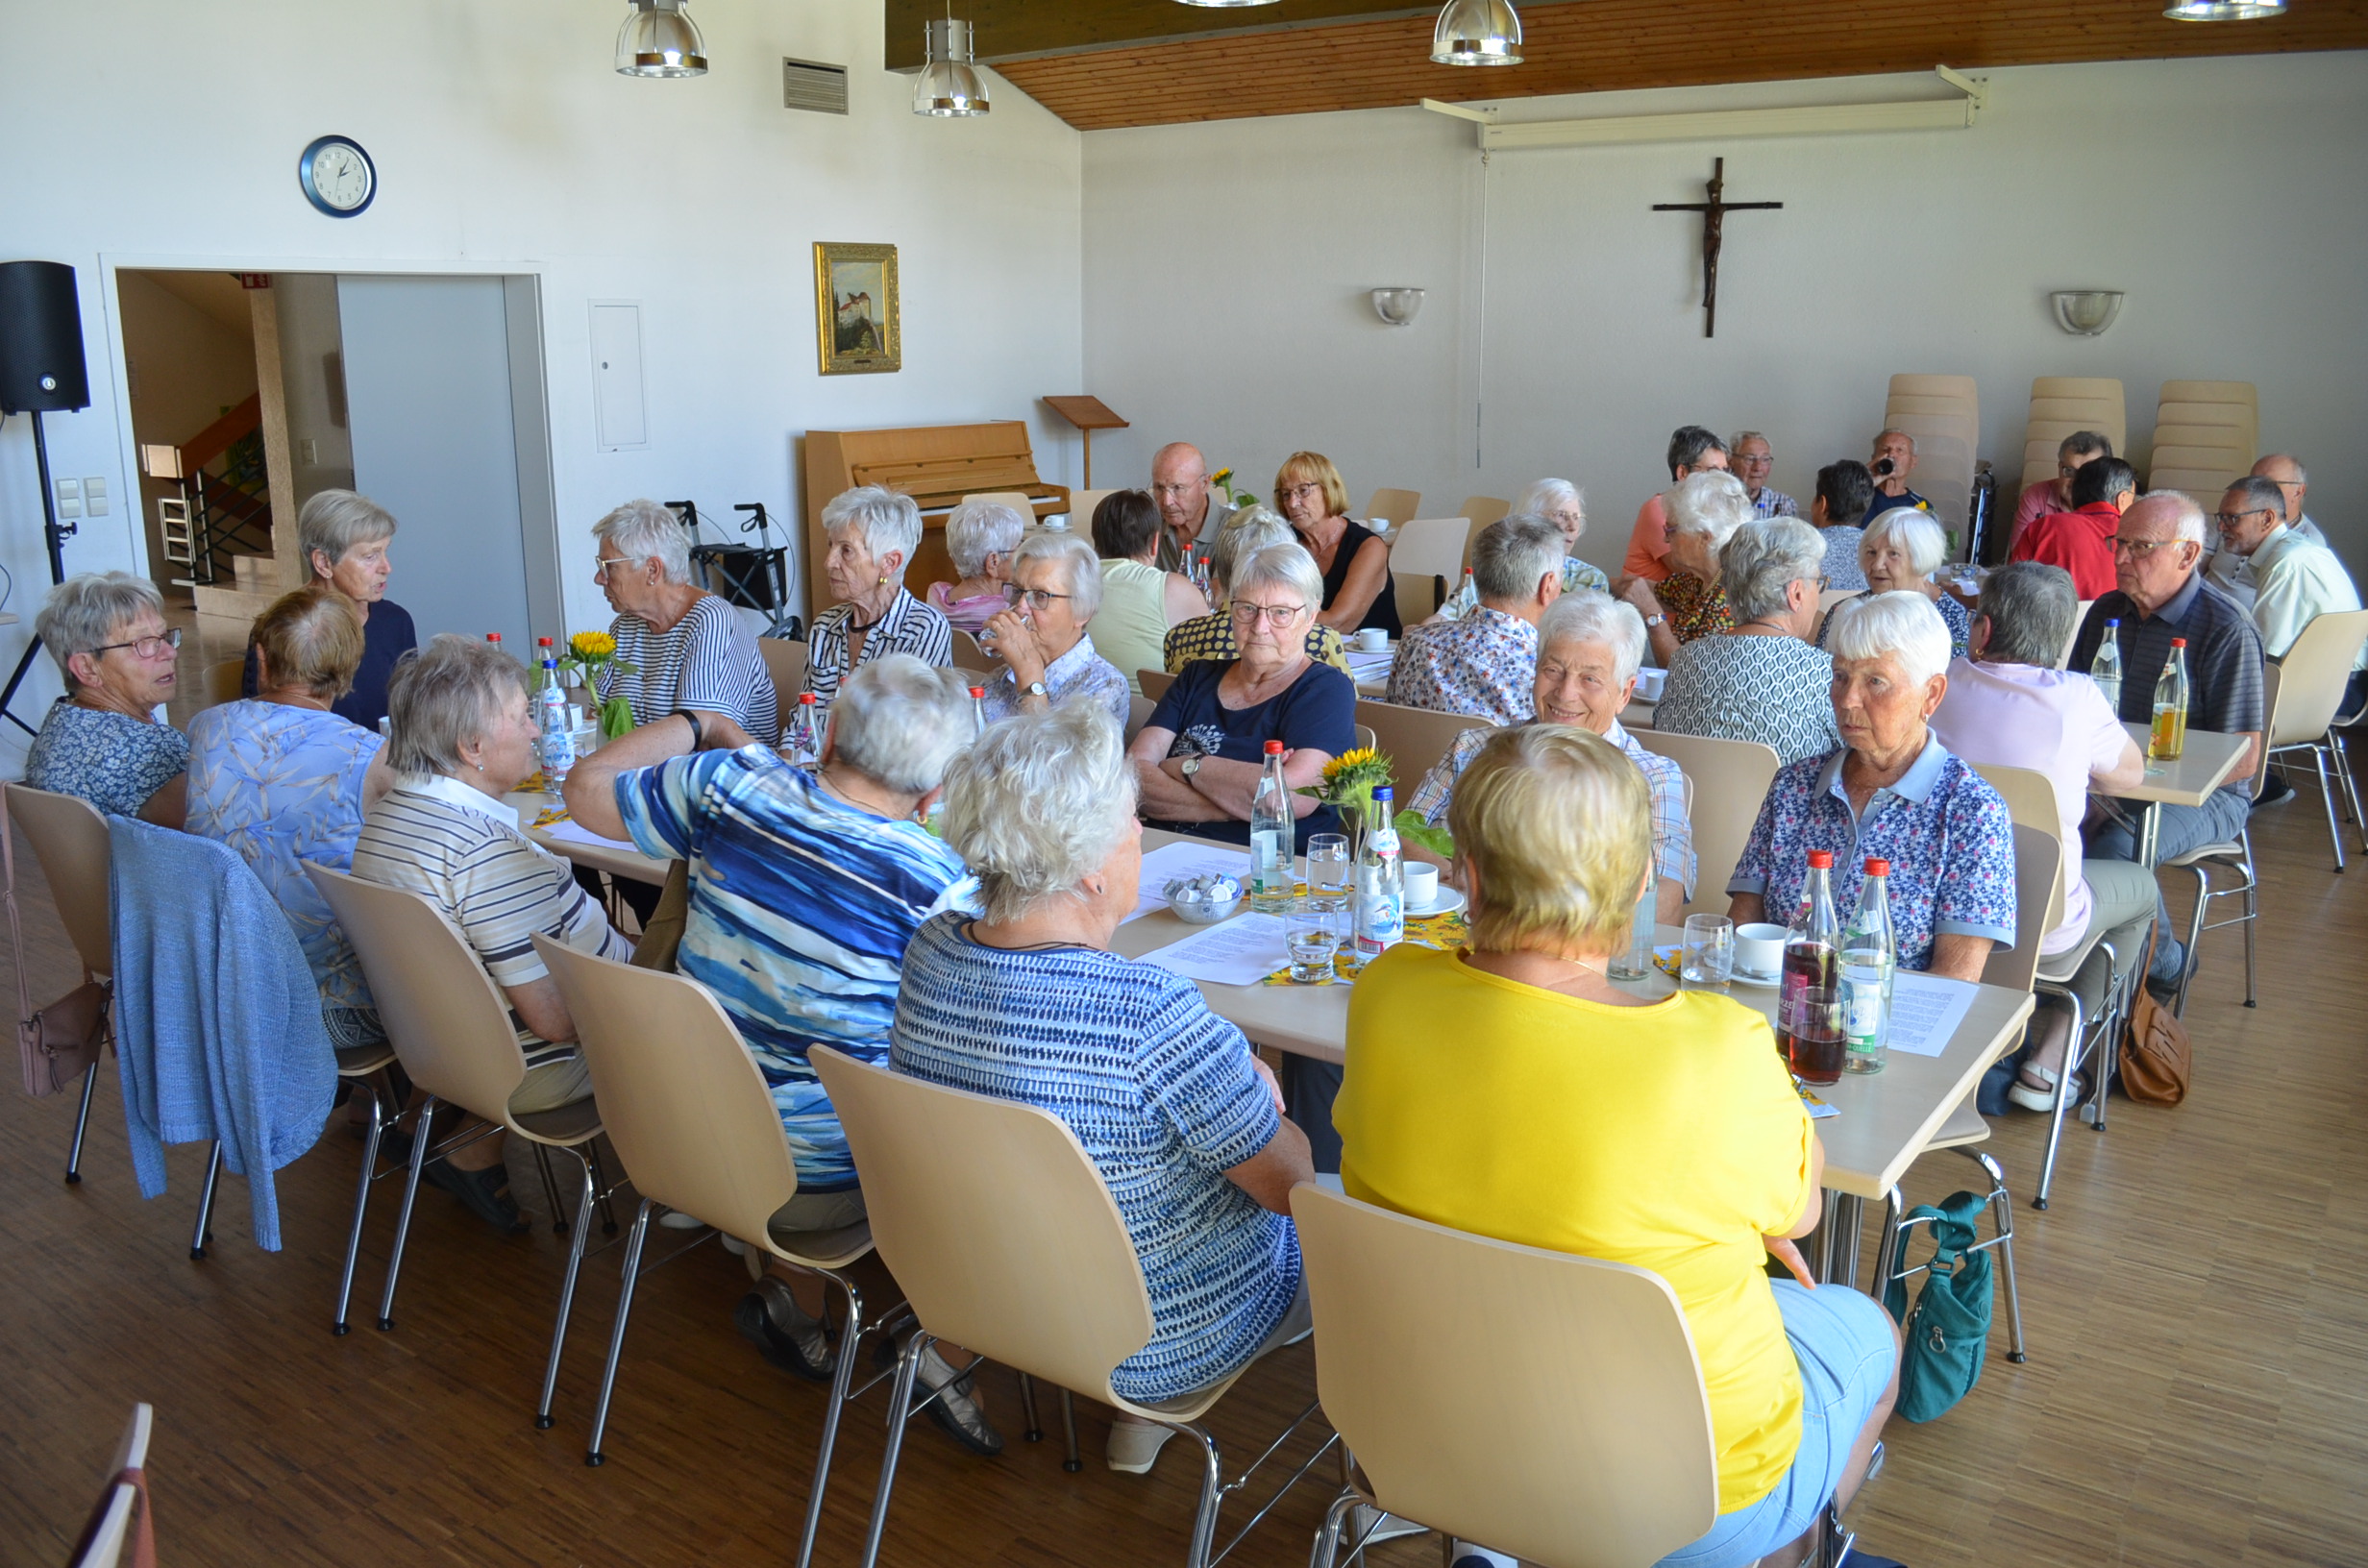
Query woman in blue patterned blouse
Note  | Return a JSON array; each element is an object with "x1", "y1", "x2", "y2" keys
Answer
[
  {"x1": 893, "y1": 701, "x2": 1314, "y2": 1477},
  {"x1": 25, "y1": 572, "x2": 190, "y2": 825},
  {"x1": 188, "y1": 585, "x2": 397, "y2": 1047}
]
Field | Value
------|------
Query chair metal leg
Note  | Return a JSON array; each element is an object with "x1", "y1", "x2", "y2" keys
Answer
[
  {"x1": 530, "y1": 1141, "x2": 565, "y2": 1235},
  {"x1": 2311, "y1": 744, "x2": 2346, "y2": 871},
  {"x1": 2240, "y1": 831, "x2": 2258, "y2": 1007},
  {"x1": 2332, "y1": 729, "x2": 2367, "y2": 852},
  {"x1": 64, "y1": 1058, "x2": 98, "y2": 1183},
  {"x1": 858, "y1": 1329, "x2": 931, "y2": 1568},
  {"x1": 1308, "y1": 1486, "x2": 1360, "y2": 1568},
  {"x1": 583, "y1": 1196, "x2": 654, "y2": 1458},
  {"x1": 1177, "y1": 1421, "x2": 1226, "y2": 1568},
  {"x1": 333, "y1": 1082, "x2": 386, "y2": 1335},
  {"x1": 378, "y1": 1093, "x2": 437, "y2": 1331},
  {"x1": 1959, "y1": 1147, "x2": 2026, "y2": 1362},
  {"x1": 1017, "y1": 1372, "x2": 1044, "y2": 1442},
  {"x1": 188, "y1": 1139, "x2": 223, "y2": 1260},
  {"x1": 2032, "y1": 987, "x2": 2084, "y2": 1211},
  {"x1": 2174, "y1": 865, "x2": 2209, "y2": 1019},
  {"x1": 587, "y1": 1139, "x2": 620, "y2": 1236},
  {"x1": 1059, "y1": 1387, "x2": 1081, "y2": 1472},
  {"x1": 534, "y1": 1144, "x2": 599, "y2": 1431},
  {"x1": 793, "y1": 1272, "x2": 869, "y2": 1568}
]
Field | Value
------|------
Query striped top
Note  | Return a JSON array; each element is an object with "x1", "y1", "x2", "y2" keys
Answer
[
  {"x1": 351, "y1": 776, "x2": 629, "y2": 1042},
  {"x1": 802, "y1": 588, "x2": 953, "y2": 712},
  {"x1": 892, "y1": 913, "x2": 1301, "y2": 1403},
  {"x1": 614, "y1": 748, "x2": 974, "y2": 1189},
  {"x1": 599, "y1": 594, "x2": 780, "y2": 745}
]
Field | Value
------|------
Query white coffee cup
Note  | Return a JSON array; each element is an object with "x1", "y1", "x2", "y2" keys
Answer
[
  {"x1": 1353, "y1": 627, "x2": 1389, "y2": 652},
  {"x1": 1633, "y1": 667, "x2": 1667, "y2": 702},
  {"x1": 1402, "y1": 863, "x2": 1439, "y2": 910},
  {"x1": 1735, "y1": 922, "x2": 1788, "y2": 981}
]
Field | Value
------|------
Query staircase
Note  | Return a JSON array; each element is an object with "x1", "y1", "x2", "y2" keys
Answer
[{"x1": 156, "y1": 395, "x2": 277, "y2": 590}]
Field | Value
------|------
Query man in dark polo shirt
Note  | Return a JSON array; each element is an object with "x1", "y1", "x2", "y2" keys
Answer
[{"x1": 2069, "y1": 492, "x2": 2264, "y2": 991}]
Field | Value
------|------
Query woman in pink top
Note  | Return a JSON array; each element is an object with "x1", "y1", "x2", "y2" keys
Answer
[
  {"x1": 1621, "y1": 425, "x2": 1731, "y2": 581},
  {"x1": 1929, "y1": 562, "x2": 2149, "y2": 1112},
  {"x1": 926, "y1": 499, "x2": 1027, "y2": 635}
]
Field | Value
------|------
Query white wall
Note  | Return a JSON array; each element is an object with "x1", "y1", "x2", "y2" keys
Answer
[
  {"x1": 0, "y1": 0, "x2": 1080, "y2": 753},
  {"x1": 1082, "y1": 54, "x2": 2368, "y2": 575}
]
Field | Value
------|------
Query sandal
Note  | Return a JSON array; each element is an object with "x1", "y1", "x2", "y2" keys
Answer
[{"x1": 423, "y1": 1158, "x2": 529, "y2": 1233}]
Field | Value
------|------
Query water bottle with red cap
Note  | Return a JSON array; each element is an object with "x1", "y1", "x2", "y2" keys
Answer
[{"x1": 1841, "y1": 856, "x2": 1895, "y2": 1075}]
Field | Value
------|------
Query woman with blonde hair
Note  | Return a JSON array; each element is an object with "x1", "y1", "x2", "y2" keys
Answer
[
  {"x1": 1274, "y1": 451, "x2": 1397, "y2": 638},
  {"x1": 1337, "y1": 723, "x2": 1901, "y2": 1568}
]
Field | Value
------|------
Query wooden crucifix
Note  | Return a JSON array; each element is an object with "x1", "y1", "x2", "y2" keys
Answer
[{"x1": 1652, "y1": 157, "x2": 1782, "y2": 338}]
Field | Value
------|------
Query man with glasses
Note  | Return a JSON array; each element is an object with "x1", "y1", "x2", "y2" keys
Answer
[
  {"x1": 2008, "y1": 430, "x2": 2114, "y2": 554},
  {"x1": 1148, "y1": 442, "x2": 1233, "y2": 576},
  {"x1": 2212, "y1": 474, "x2": 2363, "y2": 715},
  {"x1": 2010, "y1": 454, "x2": 2134, "y2": 599},
  {"x1": 2068, "y1": 493, "x2": 2264, "y2": 992},
  {"x1": 1730, "y1": 431, "x2": 1798, "y2": 519}
]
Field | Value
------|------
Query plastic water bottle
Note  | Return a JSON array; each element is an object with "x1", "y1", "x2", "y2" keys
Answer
[
  {"x1": 1841, "y1": 857, "x2": 1895, "y2": 1075},
  {"x1": 783, "y1": 692, "x2": 821, "y2": 768},
  {"x1": 2150, "y1": 637, "x2": 2190, "y2": 761},
  {"x1": 1349, "y1": 787, "x2": 1405, "y2": 968},
  {"x1": 1248, "y1": 740, "x2": 1295, "y2": 912},
  {"x1": 533, "y1": 649, "x2": 574, "y2": 786},
  {"x1": 969, "y1": 685, "x2": 988, "y2": 740},
  {"x1": 2090, "y1": 620, "x2": 2124, "y2": 714}
]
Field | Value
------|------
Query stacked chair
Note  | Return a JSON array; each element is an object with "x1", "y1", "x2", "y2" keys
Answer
[
  {"x1": 1363, "y1": 487, "x2": 1421, "y2": 527},
  {"x1": 1882, "y1": 374, "x2": 1979, "y2": 542},
  {"x1": 2020, "y1": 377, "x2": 2127, "y2": 516},
  {"x1": 2146, "y1": 380, "x2": 2258, "y2": 505}
]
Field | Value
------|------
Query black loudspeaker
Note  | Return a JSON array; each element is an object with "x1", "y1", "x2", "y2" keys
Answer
[{"x1": 0, "y1": 260, "x2": 90, "y2": 415}]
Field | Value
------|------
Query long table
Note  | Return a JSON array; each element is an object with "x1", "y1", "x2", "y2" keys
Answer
[{"x1": 501, "y1": 786, "x2": 672, "y2": 885}]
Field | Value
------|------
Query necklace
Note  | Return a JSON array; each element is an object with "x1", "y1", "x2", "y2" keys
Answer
[{"x1": 1735, "y1": 618, "x2": 1788, "y2": 635}]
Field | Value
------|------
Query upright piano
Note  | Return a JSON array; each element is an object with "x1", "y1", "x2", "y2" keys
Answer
[{"x1": 802, "y1": 421, "x2": 1069, "y2": 612}]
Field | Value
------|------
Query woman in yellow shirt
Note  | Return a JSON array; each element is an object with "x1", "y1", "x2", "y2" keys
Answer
[{"x1": 1336, "y1": 724, "x2": 1900, "y2": 1568}]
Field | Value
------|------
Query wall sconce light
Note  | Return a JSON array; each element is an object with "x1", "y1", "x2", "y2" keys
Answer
[
  {"x1": 1370, "y1": 288, "x2": 1425, "y2": 327},
  {"x1": 915, "y1": 16, "x2": 991, "y2": 116},
  {"x1": 2050, "y1": 290, "x2": 2125, "y2": 336},
  {"x1": 616, "y1": 0, "x2": 708, "y2": 77}
]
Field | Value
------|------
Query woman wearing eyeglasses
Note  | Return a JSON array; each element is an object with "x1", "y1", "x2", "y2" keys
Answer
[
  {"x1": 975, "y1": 529, "x2": 1129, "y2": 726},
  {"x1": 1275, "y1": 451, "x2": 1400, "y2": 640},
  {"x1": 1126, "y1": 542, "x2": 1356, "y2": 851},
  {"x1": 26, "y1": 572, "x2": 191, "y2": 827}
]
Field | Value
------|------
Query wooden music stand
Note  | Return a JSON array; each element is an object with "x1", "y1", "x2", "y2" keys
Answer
[{"x1": 1041, "y1": 396, "x2": 1129, "y2": 486}]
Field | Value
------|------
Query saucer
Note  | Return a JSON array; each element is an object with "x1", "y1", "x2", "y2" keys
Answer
[
  {"x1": 1405, "y1": 888, "x2": 1467, "y2": 919},
  {"x1": 1730, "y1": 966, "x2": 1781, "y2": 990}
]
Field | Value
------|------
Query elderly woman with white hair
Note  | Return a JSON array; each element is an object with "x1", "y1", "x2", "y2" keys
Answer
[
  {"x1": 592, "y1": 498, "x2": 780, "y2": 743},
  {"x1": 239, "y1": 488, "x2": 417, "y2": 728},
  {"x1": 804, "y1": 485, "x2": 954, "y2": 711},
  {"x1": 1729, "y1": 593, "x2": 2016, "y2": 985},
  {"x1": 1432, "y1": 478, "x2": 1610, "y2": 623},
  {"x1": 1616, "y1": 469, "x2": 1754, "y2": 668},
  {"x1": 1816, "y1": 508, "x2": 1972, "y2": 658},
  {"x1": 976, "y1": 529, "x2": 1129, "y2": 726},
  {"x1": 26, "y1": 571, "x2": 189, "y2": 826},
  {"x1": 564, "y1": 655, "x2": 994, "y2": 1440},
  {"x1": 352, "y1": 636, "x2": 632, "y2": 1233},
  {"x1": 1163, "y1": 506, "x2": 1353, "y2": 676},
  {"x1": 1407, "y1": 591, "x2": 1695, "y2": 922},
  {"x1": 1656, "y1": 519, "x2": 1847, "y2": 767},
  {"x1": 1130, "y1": 541, "x2": 1358, "y2": 851},
  {"x1": 925, "y1": 498, "x2": 1028, "y2": 636},
  {"x1": 893, "y1": 702, "x2": 1313, "y2": 1474}
]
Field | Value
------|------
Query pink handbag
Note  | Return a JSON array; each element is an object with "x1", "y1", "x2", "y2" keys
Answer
[{"x1": 5, "y1": 787, "x2": 111, "y2": 1096}]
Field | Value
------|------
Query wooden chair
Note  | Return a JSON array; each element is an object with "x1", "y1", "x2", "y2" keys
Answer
[
  {"x1": 1364, "y1": 487, "x2": 1421, "y2": 527},
  {"x1": 1355, "y1": 698, "x2": 1491, "y2": 801},
  {"x1": 757, "y1": 636, "x2": 807, "y2": 708},
  {"x1": 1138, "y1": 667, "x2": 1175, "y2": 704},
  {"x1": 1624, "y1": 731, "x2": 1779, "y2": 919},
  {"x1": 2263, "y1": 609, "x2": 2368, "y2": 868},
  {"x1": 306, "y1": 864, "x2": 618, "y2": 1429},
  {"x1": 533, "y1": 940, "x2": 876, "y2": 1565},
  {"x1": 6, "y1": 783, "x2": 115, "y2": 1184},
  {"x1": 1125, "y1": 692, "x2": 1155, "y2": 746},
  {"x1": 950, "y1": 627, "x2": 991, "y2": 676},
  {"x1": 1453, "y1": 496, "x2": 1511, "y2": 530},
  {"x1": 70, "y1": 1404, "x2": 154, "y2": 1568},
  {"x1": 1293, "y1": 1184, "x2": 1722, "y2": 1568},
  {"x1": 1393, "y1": 569, "x2": 1443, "y2": 629},
  {"x1": 1887, "y1": 372, "x2": 1978, "y2": 404},
  {"x1": 812, "y1": 1046, "x2": 1326, "y2": 1568},
  {"x1": 1384, "y1": 518, "x2": 1471, "y2": 584},
  {"x1": 203, "y1": 657, "x2": 244, "y2": 705}
]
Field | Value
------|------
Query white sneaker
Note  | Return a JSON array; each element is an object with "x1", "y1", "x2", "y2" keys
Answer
[
  {"x1": 657, "y1": 1208, "x2": 705, "y2": 1230},
  {"x1": 1105, "y1": 1413, "x2": 1175, "y2": 1474}
]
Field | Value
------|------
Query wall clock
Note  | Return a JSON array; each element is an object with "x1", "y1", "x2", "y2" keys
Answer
[{"x1": 298, "y1": 135, "x2": 376, "y2": 218}]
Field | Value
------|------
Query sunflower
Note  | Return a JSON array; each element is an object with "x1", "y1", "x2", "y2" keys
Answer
[{"x1": 569, "y1": 629, "x2": 618, "y2": 659}]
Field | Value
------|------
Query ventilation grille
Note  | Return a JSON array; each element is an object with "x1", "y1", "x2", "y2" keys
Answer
[{"x1": 783, "y1": 58, "x2": 849, "y2": 114}]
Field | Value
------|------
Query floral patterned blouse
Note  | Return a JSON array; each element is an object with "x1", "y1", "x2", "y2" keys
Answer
[
  {"x1": 24, "y1": 698, "x2": 189, "y2": 819},
  {"x1": 1657, "y1": 572, "x2": 1735, "y2": 645},
  {"x1": 185, "y1": 700, "x2": 383, "y2": 1013},
  {"x1": 1384, "y1": 605, "x2": 1537, "y2": 724}
]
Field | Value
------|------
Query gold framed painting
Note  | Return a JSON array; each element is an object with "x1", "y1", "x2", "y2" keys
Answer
[{"x1": 814, "y1": 241, "x2": 900, "y2": 375}]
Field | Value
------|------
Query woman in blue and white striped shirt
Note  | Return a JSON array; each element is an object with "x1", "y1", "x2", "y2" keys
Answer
[{"x1": 591, "y1": 498, "x2": 780, "y2": 745}]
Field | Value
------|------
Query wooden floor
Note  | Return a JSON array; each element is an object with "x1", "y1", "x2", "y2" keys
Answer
[{"x1": 5, "y1": 768, "x2": 2366, "y2": 1567}]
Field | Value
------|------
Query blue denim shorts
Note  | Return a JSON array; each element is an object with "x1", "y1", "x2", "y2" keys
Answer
[{"x1": 1654, "y1": 1281, "x2": 1898, "y2": 1568}]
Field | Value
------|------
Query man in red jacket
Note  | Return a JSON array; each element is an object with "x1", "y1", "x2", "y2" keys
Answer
[{"x1": 2010, "y1": 456, "x2": 2134, "y2": 599}]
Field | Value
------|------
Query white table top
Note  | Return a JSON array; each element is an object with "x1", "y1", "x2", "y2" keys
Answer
[
  {"x1": 1115, "y1": 832, "x2": 2033, "y2": 1201},
  {"x1": 502, "y1": 786, "x2": 672, "y2": 885},
  {"x1": 2102, "y1": 723, "x2": 2250, "y2": 807}
]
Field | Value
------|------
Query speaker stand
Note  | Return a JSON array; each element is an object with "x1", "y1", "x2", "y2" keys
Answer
[{"x1": 1, "y1": 409, "x2": 78, "y2": 737}]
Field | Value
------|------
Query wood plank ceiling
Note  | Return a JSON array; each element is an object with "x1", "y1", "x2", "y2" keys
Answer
[{"x1": 881, "y1": 0, "x2": 2368, "y2": 131}]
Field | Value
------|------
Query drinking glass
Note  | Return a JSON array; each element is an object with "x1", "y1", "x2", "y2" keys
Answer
[
  {"x1": 1682, "y1": 915, "x2": 1735, "y2": 991},
  {"x1": 1305, "y1": 834, "x2": 1351, "y2": 913},
  {"x1": 1285, "y1": 899, "x2": 1343, "y2": 984},
  {"x1": 1608, "y1": 885, "x2": 1657, "y2": 981}
]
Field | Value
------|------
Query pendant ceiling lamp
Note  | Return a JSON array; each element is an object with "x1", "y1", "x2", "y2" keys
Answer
[
  {"x1": 616, "y1": 0, "x2": 707, "y2": 77},
  {"x1": 1432, "y1": 0, "x2": 1522, "y2": 65},
  {"x1": 2161, "y1": 0, "x2": 2284, "y2": 15},
  {"x1": 915, "y1": 15, "x2": 991, "y2": 115}
]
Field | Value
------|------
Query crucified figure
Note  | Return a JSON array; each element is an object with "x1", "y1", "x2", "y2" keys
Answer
[{"x1": 1652, "y1": 157, "x2": 1783, "y2": 338}]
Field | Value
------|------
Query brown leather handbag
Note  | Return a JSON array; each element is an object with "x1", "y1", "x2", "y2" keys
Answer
[
  {"x1": 5, "y1": 787, "x2": 111, "y2": 1096},
  {"x1": 2118, "y1": 927, "x2": 2192, "y2": 1107}
]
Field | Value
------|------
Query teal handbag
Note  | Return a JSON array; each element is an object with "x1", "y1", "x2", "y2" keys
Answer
[{"x1": 1880, "y1": 1188, "x2": 1993, "y2": 1424}]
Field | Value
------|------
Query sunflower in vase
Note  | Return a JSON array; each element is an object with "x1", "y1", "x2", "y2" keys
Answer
[
  {"x1": 1295, "y1": 746, "x2": 1394, "y2": 860},
  {"x1": 557, "y1": 630, "x2": 639, "y2": 739}
]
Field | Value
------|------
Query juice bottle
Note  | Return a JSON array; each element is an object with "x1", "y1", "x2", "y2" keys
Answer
[
  {"x1": 2149, "y1": 637, "x2": 2189, "y2": 761},
  {"x1": 1777, "y1": 849, "x2": 1844, "y2": 1085}
]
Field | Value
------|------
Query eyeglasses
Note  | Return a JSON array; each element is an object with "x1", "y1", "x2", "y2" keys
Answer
[
  {"x1": 1230, "y1": 601, "x2": 1308, "y2": 626},
  {"x1": 592, "y1": 555, "x2": 641, "y2": 580},
  {"x1": 2212, "y1": 508, "x2": 2275, "y2": 527},
  {"x1": 1283, "y1": 482, "x2": 1325, "y2": 501},
  {"x1": 2108, "y1": 537, "x2": 2181, "y2": 558},
  {"x1": 1004, "y1": 585, "x2": 1073, "y2": 611},
  {"x1": 1150, "y1": 482, "x2": 1202, "y2": 499},
  {"x1": 87, "y1": 627, "x2": 183, "y2": 661}
]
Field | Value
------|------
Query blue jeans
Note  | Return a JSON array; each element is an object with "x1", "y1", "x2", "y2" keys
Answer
[
  {"x1": 2085, "y1": 788, "x2": 2251, "y2": 981},
  {"x1": 1653, "y1": 1283, "x2": 1898, "y2": 1568}
]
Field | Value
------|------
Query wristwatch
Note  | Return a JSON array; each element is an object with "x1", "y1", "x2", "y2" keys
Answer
[
  {"x1": 1025, "y1": 679, "x2": 1048, "y2": 699},
  {"x1": 1643, "y1": 613, "x2": 1665, "y2": 628},
  {"x1": 1180, "y1": 756, "x2": 1203, "y2": 780}
]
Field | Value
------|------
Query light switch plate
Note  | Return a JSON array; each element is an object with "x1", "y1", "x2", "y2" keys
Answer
[
  {"x1": 83, "y1": 478, "x2": 109, "y2": 516},
  {"x1": 55, "y1": 478, "x2": 81, "y2": 518}
]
